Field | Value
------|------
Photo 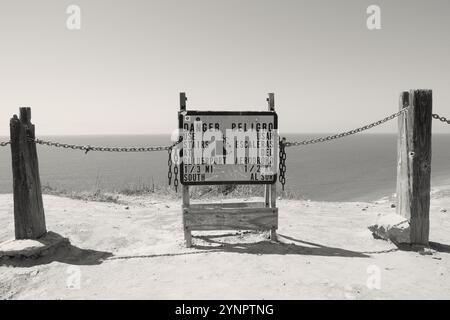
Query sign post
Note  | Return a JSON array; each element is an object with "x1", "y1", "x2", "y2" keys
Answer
[{"x1": 178, "y1": 93, "x2": 279, "y2": 247}]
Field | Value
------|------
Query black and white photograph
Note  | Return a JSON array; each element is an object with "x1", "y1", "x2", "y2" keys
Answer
[{"x1": 0, "y1": 0, "x2": 450, "y2": 310}]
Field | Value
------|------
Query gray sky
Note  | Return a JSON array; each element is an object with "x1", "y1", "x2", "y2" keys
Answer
[{"x1": 0, "y1": 0, "x2": 449, "y2": 135}]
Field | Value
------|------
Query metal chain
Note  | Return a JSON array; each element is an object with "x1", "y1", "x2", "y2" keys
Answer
[
  {"x1": 173, "y1": 162, "x2": 179, "y2": 192},
  {"x1": 0, "y1": 141, "x2": 10, "y2": 147},
  {"x1": 33, "y1": 136, "x2": 184, "y2": 188},
  {"x1": 167, "y1": 148, "x2": 173, "y2": 186},
  {"x1": 33, "y1": 137, "x2": 182, "y2": 154},
  {"x1": 173, "y1": 148, "x2": 180, "y2": 192},
  {"x1": 279, "y1": 137, "x2": 287, "y2": 191},
  {"x1": 278, "y1": 107, "x2": 410, "y2": 190},
  {"x1": 167, "y1": 143, "x2": 180, "y2": 192},
  {"x1": 283, "y1": 107, "x2": 409, "y2": 147},
  {"x1": 167, "y1": 138, "x2": 182, "y2": 192},
  {"x1": 432, "y1": 113, "x2": 450, "y2": 125}
]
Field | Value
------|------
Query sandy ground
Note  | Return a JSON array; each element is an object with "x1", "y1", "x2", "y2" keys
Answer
[{"x1": 1, "y1": 186, "x2": 450, "y2": 300}]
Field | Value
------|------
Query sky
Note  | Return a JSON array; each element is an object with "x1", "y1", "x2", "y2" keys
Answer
[{"x1": 0, "y1": 0, "x2": 449, "y2": 135}]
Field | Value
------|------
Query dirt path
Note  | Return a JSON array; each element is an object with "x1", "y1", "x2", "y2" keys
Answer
[{"x1": 1, "y1": 190, "x2": 449, "y2": 299}]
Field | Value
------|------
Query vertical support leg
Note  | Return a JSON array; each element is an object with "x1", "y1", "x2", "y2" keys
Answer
[
  {"x1": 396, "y1": 89, "x2": 432, "y2": 246},
  {"x1": 270, "y1": 228, "x2": 277, "y2": 241},
  {"x1": 397, "y1": 91, "x2": 410, "y2": 226},
  {"x1": 180, "y1": 92, "x2": 192, "y2": 247},
  {"x1": 185, "y1": 229, "x2": 192, "y2": 248},
  {"x1": 264, "y1": 184, "x2": 270, "y2": 207},
  {"x1": 267, "y1": 92, "x2": 278, "y2": 241},
  {"x1": 182, "y1": 185, "x2": 192, "y2": 247},
  {"x1": 270, "y1": 182, "x2": 277, "y2": 241}
]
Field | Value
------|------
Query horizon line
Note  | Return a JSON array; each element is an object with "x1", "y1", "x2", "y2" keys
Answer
[{"x1": 1, "y1": 132, "x2": 450, "y2": 138}]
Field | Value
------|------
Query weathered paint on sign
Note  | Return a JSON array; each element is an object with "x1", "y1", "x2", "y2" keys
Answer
[{"x1": 179, "y1": 111, "x2": 278, "y2": 185}]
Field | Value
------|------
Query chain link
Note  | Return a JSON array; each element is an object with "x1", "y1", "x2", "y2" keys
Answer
[
  {"x1": 283, "y1": 107, "x2": 409, "y2": 147},
  {"x1": 432, "y1": 113, "x2": 450, "y2": 125},
  {"x1": 0, "y1": 141, "x2": 10, "y2": 147}
]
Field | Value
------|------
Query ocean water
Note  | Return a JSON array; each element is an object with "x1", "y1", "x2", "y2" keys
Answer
[{"x1": 0, "y1": 134, "x2": 449, "y2": 202}]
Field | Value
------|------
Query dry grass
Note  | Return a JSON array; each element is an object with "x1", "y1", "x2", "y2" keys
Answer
[
  {"x1": 41, "y1": 181, "x2": 306, "y2": 203},
  {"x1": 42, "y1": 184, "x2": 120, "y2": 204}
]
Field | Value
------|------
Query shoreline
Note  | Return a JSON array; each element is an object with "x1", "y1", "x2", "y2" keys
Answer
[
  {"x1": 0, "y1": 176, "x2": 450, "y2": 203},
  {"x1": 1, "y1": 178, "x2": 450, "y2": 204}
]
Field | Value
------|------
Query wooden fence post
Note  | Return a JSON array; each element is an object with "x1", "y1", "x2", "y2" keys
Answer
[
  {"x1": 397, "y1": 90, "x2": 432, "y2": 245},
  {"x1": 10, "y1": 107, "x2": 47, "y2": 239}
]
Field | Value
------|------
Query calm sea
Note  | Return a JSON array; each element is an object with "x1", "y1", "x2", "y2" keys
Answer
[{"x1": 1, "y1": 134, "x2": 449, "y2": 202}]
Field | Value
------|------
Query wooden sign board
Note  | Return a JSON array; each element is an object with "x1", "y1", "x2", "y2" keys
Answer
[
  {"x1": 178, "y1": 93, "x2": 279, "y2": 248},
  {"x1": 178, "y1": 111, "x2": 278, "y2": 185}
]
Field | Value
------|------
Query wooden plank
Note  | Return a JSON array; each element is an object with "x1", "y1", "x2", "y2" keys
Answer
[
  {"x1": 396, "y1": 89, "x2": 432, "y2": 245},
  {"x1": 10, "y1": 108, "x2": 46, "y2": 239},
  {"x1": 185, "y1": 208, "x2": 278, "y2": 231},
  {"x1": 186, "y1": 206, "x2": 277, "y2": 215},
  {"x1": 189, "y1": 202, "x2": 266, "y2": 209}
]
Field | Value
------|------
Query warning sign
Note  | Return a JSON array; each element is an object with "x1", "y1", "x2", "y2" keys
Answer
[{"x1": 179, "y1": 111, "x2": 278, "y2": 185}]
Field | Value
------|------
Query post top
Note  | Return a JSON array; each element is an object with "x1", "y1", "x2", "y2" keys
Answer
[
  {"x1": 267, "y1": 93, "x2": 275, "y2": 111},
  {"x1": 19, "y1": 108, "x2": 31, "y2": 123},
  {"x1": 180, "y1": 92, "x2": 187, "y2": 111}
]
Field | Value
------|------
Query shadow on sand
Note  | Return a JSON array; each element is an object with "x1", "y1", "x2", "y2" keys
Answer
[
  {"x1": 429, "y1": 242, "x2": 450, "y2": 253},
  {"x1": 192, "y1": 233, "x2": 370, "y2": 258},
  {"x1": 373, "y1": 240, "x2": 450, "y2": 254},
  {"x1": 0, "y1": 232, "x2": 112, "y2": 267}
]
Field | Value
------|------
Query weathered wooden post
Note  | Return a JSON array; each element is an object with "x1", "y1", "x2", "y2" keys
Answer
[
  {"x1": 397, "y1": 90, "x2": 432, "y2": 245},
  {"x1": 179, "y1": 92, "x2": 192, "y2": 247},
  {"x1": 10, "y1": 107, "x2": 47, "y2": 239},
  {"x1": 264, "y1": 94, "x2": 274, "y2": 207},
  {"x1": 266, "y1": 93, "x2": 277, "y2": 241}
]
